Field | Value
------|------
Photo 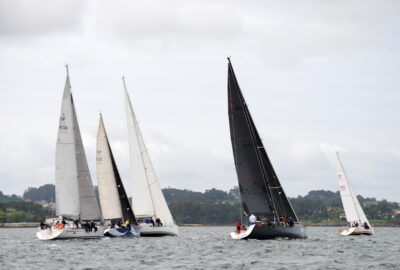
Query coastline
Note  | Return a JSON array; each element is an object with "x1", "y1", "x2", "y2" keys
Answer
[{"x1": 0, "y1": 223, "x2": 39, "y2": 228}]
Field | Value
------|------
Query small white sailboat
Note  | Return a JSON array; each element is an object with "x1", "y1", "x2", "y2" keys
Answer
[
  {"x1": 96, "y1": 114, "x2": 140, "y2": 237},
  {"x1": 37, "y1": 66, "x2": 103, "y2": 240},
  {"x1": 124, "y1": 77, "x2": 178, "y2": 237},
  {"x1": 336, "y1": 152, "x2": 374, "y2": 236}
]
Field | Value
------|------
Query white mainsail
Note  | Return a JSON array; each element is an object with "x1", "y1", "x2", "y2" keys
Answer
[
  {"x1": 55, "y1": 66, "x2": 102, "y2": 221},
  {"x1": 336, "y1": 152, "x2": 371, "y2": 228},
  {"x1": 96, "y1": 114, "x2": 123, "y2": 220},
  {"x1": 124, "y1": 77, "x2": 174, "y2": 225}
]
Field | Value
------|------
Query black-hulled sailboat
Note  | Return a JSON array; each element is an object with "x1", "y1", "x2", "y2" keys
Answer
[
  {"x1": 227, "y1": 58, "x2": 306, "y2": 239},
  {"x1": 96, "y1": 114, "x2": 140, "y2": 237}
]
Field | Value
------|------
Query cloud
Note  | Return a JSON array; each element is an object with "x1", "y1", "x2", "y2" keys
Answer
[{"x1": 0, "y1": 0, "x2": 85, "y2": 38}]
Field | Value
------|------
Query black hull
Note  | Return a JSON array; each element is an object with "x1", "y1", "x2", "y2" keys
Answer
[{"x1": 248, "y1": 223, "x2": 306, "y2": 239}]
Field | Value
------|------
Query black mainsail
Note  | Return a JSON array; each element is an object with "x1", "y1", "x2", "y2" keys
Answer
[{"x1": 228, "y1": 59, "x2": 298, "y2": 221}]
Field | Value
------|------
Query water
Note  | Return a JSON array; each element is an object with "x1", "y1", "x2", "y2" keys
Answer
[{"x1": 1, "y1": 227, "x2": 399, "y2": 269}]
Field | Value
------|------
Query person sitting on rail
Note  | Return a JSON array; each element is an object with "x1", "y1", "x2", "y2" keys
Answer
[{"x1": 249, "y1": 214, "x2": 257, "y2": 225}]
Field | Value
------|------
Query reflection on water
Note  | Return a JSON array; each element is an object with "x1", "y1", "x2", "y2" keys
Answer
[{"x1": 1, "y1": 227, "x2": 399, "y2": 269}]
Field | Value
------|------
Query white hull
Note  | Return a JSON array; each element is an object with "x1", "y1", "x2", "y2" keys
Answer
[
  {"x1": 339, "y1": 226, "x2": 374, "y2": 236},
  {"x1": 139, "y1": 223, "x2": 178, "y2": 236},
  {"x1": 36, "y1": 227, "x2": 103, "y2": 240},
  {"x1": 230, "y1": 224, "x2": 256, "y2": 239}
]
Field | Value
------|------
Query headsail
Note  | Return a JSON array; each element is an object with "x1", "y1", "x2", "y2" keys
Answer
[
  {"x1": 55, "y1": 66, "x2": 102, "y2": 221},
  {"x1": 336, "y1": 152, "x2": 370, "y2": 227},
  {"x1": 227, "y1": 59, "x2": 298, "y2": 221},
  {"x1": 96, "y1": 114, "x2": 137, "y2": 224},
  {"x1": 124, "y1": 77, "x2": 174, "y2": 225}
]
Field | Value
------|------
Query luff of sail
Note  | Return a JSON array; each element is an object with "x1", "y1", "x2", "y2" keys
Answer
[
  {"x1": 55, "y1": 66, "x2": 102, "y2": 221},
  {"x1": 124, "y1": 77, "x2": 174, "y2": 225},
  {"x1": 96, "y1": 114, "x2": 137, "y2": 224},
  {"x1": 336, "y1": 152, "x2": 371, "y2": 228},
  {"x1": 227, "y1": 59, "x2": 298, "y2": 221}
]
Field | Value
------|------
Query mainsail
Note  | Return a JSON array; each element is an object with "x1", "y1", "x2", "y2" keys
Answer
[
  {"x1": 124, "y1": 77, "x2": 174, "y2": 225},
  {"x1": 336, "y1": 152, "x2": 370, "y2": 225},
  {"x1": 227, "y1": 59, "x2": 298, "y2": 221},
  {"x1": 96, "y1": 114, "x2": 137, "y2": 224},
  {"x1": 55, "y1": 66, "x2": 102, "y2": 221}
]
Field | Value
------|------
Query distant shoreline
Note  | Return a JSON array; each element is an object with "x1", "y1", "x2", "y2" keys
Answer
[{"x1": 0, "y1": 222, "x2": 39, "y2": 228}]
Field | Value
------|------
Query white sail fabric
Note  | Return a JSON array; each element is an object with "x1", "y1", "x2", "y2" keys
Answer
[
  {"x1": 336, "y1": 153, "x2": 369, "y2": 225},
  {"x1": 55, "y1": 69, "x2": 102, "y2": 221},
  {"x1": 55, "y1": 75, "x2": 80, "y2": 218},
  {"x1": 124, "y1": 79, "x2": 174, "y2": 224},
  {"x1": 96, "y1": 115, "x2": 123, "y2": 220}
]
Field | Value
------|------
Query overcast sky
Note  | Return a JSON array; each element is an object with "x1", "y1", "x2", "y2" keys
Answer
[{"x1": 0, "y1": 0, "x2": 399, "y2": 201}]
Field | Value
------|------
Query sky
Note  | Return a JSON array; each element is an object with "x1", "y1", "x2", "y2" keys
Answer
[{"x1": 0, "y1": 0, "x2": 399, "y2": 201}]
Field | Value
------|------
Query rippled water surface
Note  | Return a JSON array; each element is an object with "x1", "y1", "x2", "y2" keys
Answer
[{"x1": 1, "y1": 227, "x2": 399, "y2": 269}]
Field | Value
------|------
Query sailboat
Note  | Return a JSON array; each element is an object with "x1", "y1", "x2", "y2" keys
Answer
[
  {"x1": 123, "y1": 77, "x2": 178, "y2": 236},
  {"x1": 96, "y1": 114, "x2": 140, "y2": 237},
  {"x1": 227, "y1": 59, "x2": 306, "y2": 240},
  {"x1": 37, "y1": 66, "x2": 103, "y2": 240},
  {"x1": 336, "y1": 152, "x2": 374, "y2": 236}
]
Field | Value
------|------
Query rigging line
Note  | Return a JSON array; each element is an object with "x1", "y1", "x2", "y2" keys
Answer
[{"x1": 229, "y1": 62, "x2": 276, "y2": 217}]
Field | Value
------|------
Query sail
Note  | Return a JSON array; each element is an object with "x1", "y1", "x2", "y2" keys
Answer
[
  {"x1": 336, "y1": 152, "x2": 370, "y2": 225},
  {"x1": 227, "y1": 59, "x2": 298, "y2": 220},
  {"x1": 55, "y1": 72, "x2": 80, "y2": 218},
  {"x1": 55, "y1": 67, "x2": 102, "y2": 221},
  {"x1": 96, "y1": 115, "x2": 137, "y2": 224},
  {"x1": 124, "y1": 78, "x2": 174, "y2": 224},
  {"x1": 96, "y1": 115, "x2": 123, "y2": 220}
]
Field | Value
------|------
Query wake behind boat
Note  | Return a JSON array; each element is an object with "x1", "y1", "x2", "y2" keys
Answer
[
  {"x1": 96, "y1": 114, "x2": 140, "y2": 237},
  {"x1": 124, "y1": 77, "x2": 178, "y2": 237},
  {"x1": 37, "y1": 66, "x2": 103, "y2": 240},
  {"x1": 336, "y1": 152, "x2": 374, "y2": 236},
  {"x1": 227, "y1": 58, "x2": 306, "y2": 240}
]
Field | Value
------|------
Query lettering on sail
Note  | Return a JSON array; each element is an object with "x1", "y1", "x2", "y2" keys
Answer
[
  {"x1": 59, "y1": 114, "x2": 68, "y2": 130},
  {"x1": 339, "y1": 185, "x2": 346, "y2": 191}
]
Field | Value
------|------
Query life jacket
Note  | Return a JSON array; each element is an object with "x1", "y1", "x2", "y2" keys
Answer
[{"x1": 236, "y1": 221, "x2": 241, "y2": 227}]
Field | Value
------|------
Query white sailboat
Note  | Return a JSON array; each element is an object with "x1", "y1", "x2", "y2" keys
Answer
[
  {"x1": 96, "y1": 114, "x2": 140, "y2": 237},
  {"x1": 37, "y1": 66, "x2": 103, "y2": 240},
  {"x1": 124, "y1": 77, "x2": 178, "y2": 236},
  {"x1": 336, "y1": 152, "x2": 374, "y2": 236}
]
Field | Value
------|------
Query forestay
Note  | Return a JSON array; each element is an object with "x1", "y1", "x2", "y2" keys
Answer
[{"x1": 124, "y1": 78, "x2": 174, "y2": 225}]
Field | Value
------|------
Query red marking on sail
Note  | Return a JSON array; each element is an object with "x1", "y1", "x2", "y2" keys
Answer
[{"x1": 339, "y1": 185, "x2": 346, "y2": 191}]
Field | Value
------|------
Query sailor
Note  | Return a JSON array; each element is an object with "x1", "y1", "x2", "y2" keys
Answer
[
  {"x1": 40, "y1": 220, "x2": 48, "y2": 230},
  {"x1": 287, "y1": 217, "x2": 294, "y2": 227},
  {"x1": 235, "y1": 221, "x2": 242, "y2": 232},
  {"x1": 124, "y1": 219, "x2": 131, "y2": 229},
  {"x1": 117, "y1": 220, "x2": 122, "y2": 227},
  {"x1": 73, "y1": 219, "x2": 79, "y2": 229},
  {"x1": 144, "y1": 217, "x2": 150, "y2": 224},
  {"x1": 249, "y1": 214, "x2": 257, "y2": 225},
  {"x1": 90, "y1": 221, "x2": 95, "y2": 232},
  {"x1": 156, "y1": 218, "x2": 162, "y2": 227},
  {"x1": 273, "y1": 216, "x2": 279, "y2": 224},
  {"x1": 363, "y1": 222, "x2": 370, "y2": 229},
  {"x1": 150, "y1": 217, "x2": 155, "y2": 227}
]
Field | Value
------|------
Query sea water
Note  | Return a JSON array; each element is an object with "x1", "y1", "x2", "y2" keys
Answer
[{"x1": 0, "y1": 227, "x2": 399, "y2": 269}]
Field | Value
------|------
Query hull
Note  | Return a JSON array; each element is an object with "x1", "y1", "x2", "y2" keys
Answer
[
  {"x1": 139, "y1": 223, "x2": 178, "y2": 237},
  {"x1": 230, "y1": 223, "x2": 306, "y2": 240},
  {"x1": 104, "y1": 226, "x2": 141, "y2": 237},
  {"x1": 339, "y1": 227, "x2": 374, "y2": 236},
  {"x1": 36, "y1": 227, "x2": 103, "y2": 240}
]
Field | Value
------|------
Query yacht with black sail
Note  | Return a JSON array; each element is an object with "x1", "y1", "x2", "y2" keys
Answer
[
  {"x1": 37, "y1": 66, "x2": 103, "y2": 240},
  {"x1": 96, "y1": 114, "x2": 140, "y2": 237},
  {"x1": 227, "y1": 58, "x2": 306, "y2": 240}
]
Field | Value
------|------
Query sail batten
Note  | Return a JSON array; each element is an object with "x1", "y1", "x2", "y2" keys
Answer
[{"x1": 228, "y1": 60, "x2": 298, "y2": 221}]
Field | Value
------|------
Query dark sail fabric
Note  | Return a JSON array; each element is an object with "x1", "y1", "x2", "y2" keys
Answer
[
  {"x1": 227, "y1": 59, "x2": 298, "y2": 221},
  {"x1": 108, "y1": 141, "x2": 138, "y2": 225}
]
